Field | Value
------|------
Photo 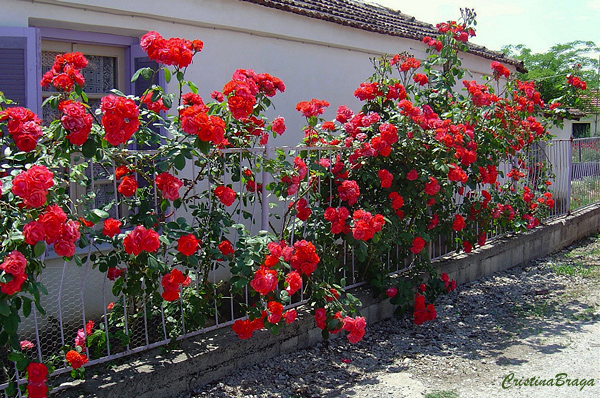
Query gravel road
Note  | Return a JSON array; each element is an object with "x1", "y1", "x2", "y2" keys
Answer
[{"x1": 189, "y1": 234, "x2": 600, "y2": 398}]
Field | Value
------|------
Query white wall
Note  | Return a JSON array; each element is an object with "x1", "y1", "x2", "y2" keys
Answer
[{"x1": 4, "y1": 0, "x2": 517, "y2": 327}]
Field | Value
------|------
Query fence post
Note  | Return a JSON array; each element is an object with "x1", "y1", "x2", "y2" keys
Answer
[
  {"x1": 568, "y1": 137, "x2": 573, "y2": 215},
  {"x1": 261, "y1": 144, "x2": 271, "y2": 232}
]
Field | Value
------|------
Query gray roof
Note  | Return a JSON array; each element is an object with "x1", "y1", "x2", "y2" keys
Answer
[{"x1": 239, "y1": 0, "x2": 526, "y2": 72}]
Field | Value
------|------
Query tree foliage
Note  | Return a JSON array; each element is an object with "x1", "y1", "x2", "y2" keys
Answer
[{"x1": 503, "y1": 41, "x2": 599, "y2": 113}]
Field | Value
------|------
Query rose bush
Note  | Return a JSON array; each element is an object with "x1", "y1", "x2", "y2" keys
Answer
[{"x1": 0, "y1": 9, "x2": 586, "y2": 395}]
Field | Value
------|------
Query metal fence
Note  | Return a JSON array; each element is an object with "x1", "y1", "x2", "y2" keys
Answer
[{"x1": 2, "y1": 138, "x2": 599, "y2": 394}]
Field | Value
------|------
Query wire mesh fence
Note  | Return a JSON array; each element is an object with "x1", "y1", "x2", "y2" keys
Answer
[{"x1": 1, "y1": 138, "x2": 597, "y2": 394}]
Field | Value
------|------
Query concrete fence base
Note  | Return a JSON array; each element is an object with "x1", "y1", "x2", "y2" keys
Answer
[{"x1": 55, "y1": 204, "x2": 600, "y2": 398}]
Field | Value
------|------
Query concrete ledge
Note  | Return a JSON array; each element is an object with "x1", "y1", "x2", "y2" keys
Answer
[{"x1": 54, "y1": 204, "x2": 600, "y2": 398}]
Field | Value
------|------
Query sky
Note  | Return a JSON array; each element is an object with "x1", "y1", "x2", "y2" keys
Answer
[{"x1": 367, "y1": 0, "x2": 600, "y2": 55}]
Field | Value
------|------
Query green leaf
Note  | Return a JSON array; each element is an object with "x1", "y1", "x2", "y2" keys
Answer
[
  {"x1": 141, "y1": 67, "x2": 153, "y2": 81},
  {"x1": 33, "y1": 241, "x2": 46, "y2": 257},
  {"x1": 82, "y1": 139, "x2": 97, "y2": 158},
  {"x1": 0, "y1": 301, "x2": 10, "y2": 317},
  {"x1": 130, "y1": 68, "x2": 143, "y2": 83},
  {"x1": 163, "y1": 95, "x2": 172, "y2": 109},
  {"x1": 4, "y1": 313, "x2": 19, "y2": 334},
  {"x1": 197, "y1": 139, "x2": 210, "y2": 155},
  {"x1": 22, "y1": 298, "x2": 32, "y2": 318},
  {"x1": 91, "y1": 209, "x2": 110, "y2": 219},
  {"x1": 164, "y1": 68, "x2": 171, "y2": 84},
  {"x1": 174, "y1": 154, "x2": 186, "y2": 171},
  {"x1": 188, "y1": 81, "x2": 199, "y2": 94}
]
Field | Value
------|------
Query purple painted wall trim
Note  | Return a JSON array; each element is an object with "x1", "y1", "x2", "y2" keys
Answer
[{"x1": 0, "y1": 27, "x2": 41, "y2": 116}]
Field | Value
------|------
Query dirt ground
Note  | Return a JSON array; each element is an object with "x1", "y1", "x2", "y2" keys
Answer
[{"x1": 192, "y1": 234, "x2": 600, "y2": 398}]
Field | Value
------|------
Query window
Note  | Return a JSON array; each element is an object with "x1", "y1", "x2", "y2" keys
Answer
[{"x1": 573, "y1": 122, "x2": 591, "y2": 138}]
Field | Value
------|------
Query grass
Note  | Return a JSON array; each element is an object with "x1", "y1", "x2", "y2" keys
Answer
[
  {"x1": 551, "y1": 262, "x2": 593, "y2": 277},
  {"x1": 425, "y1": 391, "x2": 459, "y2": 398}
]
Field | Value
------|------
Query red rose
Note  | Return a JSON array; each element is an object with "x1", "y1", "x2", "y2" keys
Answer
[
  {"x1": 218, "y1": 240, "x2": 234, "y2": 257},
  {"x1": 424, "y1": 177, "x2": 440, "y2": 195},
  {"x1": 161, "y1": 268, "x2": 190, "y2": 301},
  {"x1": 283, "y1": 309, "x2": 297, "y2": 324},
  {"x1": 410, "y1": 236, "x2": 426, "y2": 254},
  {"x1": 406, "y1": 169, "x2": 418, "y2": 181},
  {"x1": 38, "y1": 205, "x2": 67, "y2": 244},
  {"x1": 214, "y1": 186, "x2": 236, "y2": 206},
  {"x1": 0, "y1": 251, "x2": 27, "y2": 276},
  {"x1": 118, "y1": 176, "x2": 138, "y2": 197},
  {"x1": 107, "y1": 267, "x2": 123, "y2": 281},
  {"x1": 290, "y1": 240, "x2": 320, "y2": 277},
  {"x1": 65, "y1": 350, "x2": 88, "y2": 369},
  {"x1": 0, "y1": 272, "x2": 27, "y2": 295},
  {"x1": 123, "y1": 226, "x2": 160, "y2": 255},
  {"x1": 177, "y1": 234, "x2": 199, "y2": 256},
  {"x1": 314, "y1": 308, "x2": 327, "y2": 329},
  {"x1": 155, "y1": 172, "x2": 183, "y2": 201},
  {"x1": 102, "y1": 218, "x2": 122, "y2": 237},
  {"x1": 285, "y1": 271, "x2": 302, "y2": 295},
  {"x1": 386, "y1": 287, "x2": 398, "y2": 298},
  {"x1": 27, "y1": 382, "x2": 48, "y2": 398},
  {"x1": 23, "y1": 221, "x2": 46, "y2": 245},
  {"x1": 452, "y1": 214, "x2": 466, "y2": 231},
  {"x1": 53, "y1": 240, "x2": 76, "y2": 258},
  {"x1": 271, "y1": 117, "x2": 286, "y2": 135},
  {"x1": 343, "y1": 316, "x2": 366, "y2": 343},
  {"x1": 27, "y1": 362, "x2": 48, "y2": 383},
  {"x1": 250, "y1": 267, "x2": 278, "y2": 295}
]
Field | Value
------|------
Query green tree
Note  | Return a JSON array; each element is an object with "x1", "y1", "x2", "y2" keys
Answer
[{"x1": 503, "y1": 41, "x2": 599, "y2": 113}]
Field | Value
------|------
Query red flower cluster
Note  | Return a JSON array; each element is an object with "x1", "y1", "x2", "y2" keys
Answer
[
  {"x1": 100, "y1": 95, "x2": 140, "y2": 146},
  {"x1": 391, "y1": 54, "x2": 421, "y2": 71},
  {"x1": 11, "y1": 165, "x2": 54, "y2": 208},
  {"x1": 566, "y1": 75, "x2": 587, "y2": 90},
  {"x1": 26, "y1": 362, "x2": 48, "y2": 398},
  {"x1": 123, "y1": 225, "x2": 160, "y2": 256},
  {"x1": 490, "y1": 61, "x2": 510, "y2": 79},
  {"x1": 40, "y1": 52, "x2": 87, "y2": 91},
  {"x1": 423, "y1": 36, "x2": 443, "y2": 51},
  {"x1": 424, "y1": 176, "x2": 440, "y2": 196},
  {"x1": 338, "y1": 179, "x2": 360, "y2": 205},
  {"x1": 448, "y1": 163, "x2": 468, "y2": 183},
  {"x1": 413, "y1": 73, "x2": 428, "y2": 86},
  {"x1": 0, "y1": 107, "x2": 43, "y2": 152},
  {"x1": 296, "y1": 98, "x2": 330, "y2": 118},
  {"x1": 295, "y1": 197, "x2": 312, "y2": 221},
  {"x1": 440, "y1": 273, "x2": 457, "y2": 292},
  {"x1": 214, "y1": 185, "x2": 236, "y2": 206},
  {"x1": 342, "y1": 316, "x2": 366, "y2": 343},
  {"x1": 0, "y1": 251, "x2": 27, "y2": 295},
  {"x1": 155, "y1": 172, "x2": 183, "y2": 201},
  {"x1": 59, "y1": 100, "x2": 93, "y2": 146},
  {"x1": 463, "y1": 80, "x2": 497, "y2": 107},
  {"x1": 24, "y1": 205, "x2": 80, "y2": 258},
  {"x1": 222, "y1": 69, "x2": 284, "y2": 120},
  {"x1": 285, "y1": 270, "x2": 303, "y2": 295},
  {"x1": 452, "y1": 214, "x2": 466, "y2": 231},
  {"x1": 354, "y1": 82, "x2": 382, "y2": 101},
  {"x1": 179, "y1": 103, "x2": 225, "y2": 144},
  {"x1": 290, "y1": 240, "x2": 320, "y2": 277},
  {"x1": 436, "y1": 21, "x2": 475, "y2": 42},
  {"x1": 74, "y1": 320, "x2": 94, "y2": 351},
  {"x1": 250, "y1": 267, "x2": 278, "y2": 295},
  {"x1": 177, "y1": 234, "x2": 199, "y2": 256},
  {"x1": 324, "y1": 206, "x2": 350, "y2": 234},
  {"x1": 271, "y1": 116, "x2": 286, "y2": 135},
  {"x1": 232, "y1": 316, "x2": 264, "y2": 339},
  {"x1": 65, "y1": 350, "x2": 88, "y2": 369},
  {"x1": 413, "y1": 293, "x2": 436, "y2": 325},
  {"x1": 352, "y1": 210, "x2": 385, "y2": 241},
  {"x1": 140, "y1": 31, "x2": 203, "y2": 68},
  {"x1": 102, "y1": 218, "x2": 122, "y2": 237},
  {"x1": 378, "y1": 169, "x2": 394, "y2": 188},
  {"x1": 161, "y1": 268, "x2": 191, "y2": 301}
]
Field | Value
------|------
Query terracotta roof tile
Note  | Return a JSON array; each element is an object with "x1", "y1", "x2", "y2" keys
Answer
[{"x1": 239, "y1": 0, "x2": 525, "y2": 72}]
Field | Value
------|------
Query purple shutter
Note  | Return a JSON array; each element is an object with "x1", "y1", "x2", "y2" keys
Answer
[{"x1": 0, "y1": 28, "x2": 40, "y2": 115}]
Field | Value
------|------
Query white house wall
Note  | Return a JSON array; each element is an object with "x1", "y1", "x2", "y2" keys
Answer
[{"x1": 3, "y1": 0, "x2": 517, "y2": 326}]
